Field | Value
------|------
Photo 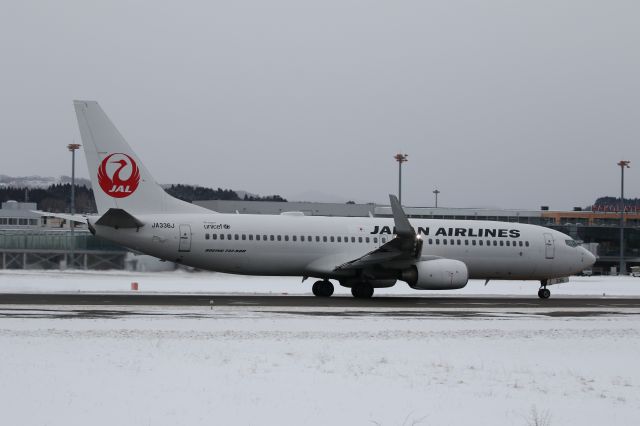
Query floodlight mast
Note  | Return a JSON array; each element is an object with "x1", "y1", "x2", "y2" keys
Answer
[
  {"x1": 68, "y1": 143, "x2": 81, "y2": 268},
  {"x1": 433, "y1": 189, "x2": 440, "y2": 208},
  {"x1": 394, "y1": 153, "x2": 408, "y2": 205},
  {"x1": 618, "y1": 160, "x2": 630, "y2": 275}
]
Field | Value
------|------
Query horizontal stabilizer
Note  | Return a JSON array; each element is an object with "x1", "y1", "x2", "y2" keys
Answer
[
  {"x1": 31, "y1": 211, "x2": 88, "y2": 224},
  {"x1": 95, "y1": 208, "x2": 144, "y2": 229}
]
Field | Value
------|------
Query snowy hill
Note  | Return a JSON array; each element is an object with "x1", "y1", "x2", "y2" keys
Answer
[{"x1": 0, "y1": 175, "x2": 91, "y2": 189}]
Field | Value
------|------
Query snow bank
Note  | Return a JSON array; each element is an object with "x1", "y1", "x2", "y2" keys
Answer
[
  {"x1": 1, "y1": 269, "x2": 639, "y2": 296},
  {"x1": 0, "y1": 310, "x2": 638, "y2": 425}
]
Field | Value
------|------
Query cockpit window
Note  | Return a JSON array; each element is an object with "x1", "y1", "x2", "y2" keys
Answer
[{"x1": 565, "y1": 239, "x2": 581, "y2": 248}]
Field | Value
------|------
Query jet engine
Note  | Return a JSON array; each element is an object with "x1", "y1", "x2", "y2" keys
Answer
[{"x1": 401, "y1": 259, "x2": 468, "y2": 290}]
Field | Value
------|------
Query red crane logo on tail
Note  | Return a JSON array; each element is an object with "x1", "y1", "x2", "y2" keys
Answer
[{"x1": 97, "y1": 153, "x2": 141, "y2": 198}]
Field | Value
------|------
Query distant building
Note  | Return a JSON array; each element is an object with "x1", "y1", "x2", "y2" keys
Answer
[
  {"x1": 0, "y1": 201, "x2": 41, "y2": 227},
  {"x1": 194, "y1": 200, "x2": 376, "y2": 217},
  {"x1": 0, "y1": 200, "x2": 126, "y2": 270}
]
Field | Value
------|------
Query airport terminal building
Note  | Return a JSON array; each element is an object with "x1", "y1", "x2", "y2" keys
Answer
[
  {"x1": 1, "y1": 199, "x2": 638, "y2": 274},
  {"x1": 196, "y1": 200, "x2": 640, "y2": 274}
]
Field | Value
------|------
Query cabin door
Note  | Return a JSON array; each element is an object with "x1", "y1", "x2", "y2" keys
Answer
[
  {"x1": 543, "y1": 233, "x2": 555, "y2": 259},
  {"x1": 179, "y1": 224, "x2": 192, "y2": 252}
]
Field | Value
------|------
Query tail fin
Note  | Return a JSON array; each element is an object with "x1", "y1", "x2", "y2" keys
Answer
[{"x1": 74, "y1": 100, "x2": 208, "y2": 216}]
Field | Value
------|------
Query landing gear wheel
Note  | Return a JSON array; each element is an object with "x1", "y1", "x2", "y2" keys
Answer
[
  {"x1": 538, "y1": 288, "x2": 550, "y2": 299},
  {"x1": 312, "y1": 280, "x2": 334, "y2": 297},
  {"x1": 351, "y1": 283, "x2": 374, "y2": 299}
]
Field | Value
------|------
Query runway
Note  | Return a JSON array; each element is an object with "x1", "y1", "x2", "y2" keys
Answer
[{"x1": 1, "y1": 293, "x2": 640, "y2": 309}]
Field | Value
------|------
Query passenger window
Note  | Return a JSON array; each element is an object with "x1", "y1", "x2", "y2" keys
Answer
[
  {"x1": 220, "y1": 234, "x2": 225, "y2": 240},
  {"x1": 263, "y1": 235, "x2": 268, "y2": 241},
  {"x1": 242, "y1": 234, "x2": 246, "y2": 240},
  {"x1": 316, "y1": 236, "x2": 320, "y2": 242},
  {"x1": 428, "y1": 238, "x2": 433, "y2": 244},
  {"x1": 493, "y1": 241, "x2": 497, "y2": 246},
  {"x1": 308, "y1": 236, "x2": 312, "y2": 241},
  {"x1": 519, "y1": 241, "x2": 523, "y2": 247},
  {"x1": 249, "y1": 235, "x2": 253, "y2": 241},
  {"x1": 301, "y1": 236, "x2": 305, "y2": 242},
  {"x1": 228, "y1": 234, "x2": 232, "y2": 240},
  {"x1": 337, "y1": 236, "x2": 341, "y2": 242},
  {"x1": 284, "y1": 236, "x2": 289, "y2": 241},
  {"x1": 366, "y1": 237, "x2": 370, "y2": 243},
  {"x1": 464, "y1": 240, "x2": 468, "y2": 245},
  {"x1": 205, "y1": 234, "x2": 210, "y2": 240},
  {"x1": 472, "y1": 240, "x2": 476, "y2": 246},
  {"x1": 382, "y1": 238, "x2": 387, "y2": 243},
  {"x1": 351, "y1": 237, "x2": 356, "y2": 243},
  {"x1": 443, "y1": 239, "x2": 447, "y2": 245},
  {"x1": 323, "y1": 236, "x2": 327, "y2": 242},
  {"x1": 255, "y1": 235, "x2": 260, "y2": 241},
  {"x1": 212, "y1": 234, "x2": 217, "y2": 240},
  {"x1": 358, "y1": 237, "x2": 363, "y2": 243},
  {"x1": 525, "y1": 241, "x2": 530, "y2": 247},
  {"x1": 499, "y1": 241, "x2": 503, "y2": 246},
  {"x1": 235, "y1": 234, "x2": 239, "y2": 240},
  {"x1": 328, "y1": 236, "x2": 333, "y2": 242},
  {"x1": 436, "y1": 239, "x2": 440, "y2": 245},
  {"x1": 277, "y1": 235, "x2": 282, "y2": 241},
  {"x1": 457, "y1": 239, "x2": 461, "y2": 245},
  {"x1": 292, "y1": 236, "x2": 297, "y2": 241},
  {"x1": 374, "y1": 237, "x2": 378, "y2": 244},
  {"x1": 479, "y1": 240, "x2": 483, "y2": 246},
  {"x1": 270, "y1": 235, "x2": 275, "y2": 241}
]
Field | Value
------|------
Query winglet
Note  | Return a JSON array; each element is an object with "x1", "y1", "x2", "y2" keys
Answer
[{"x1": 389, "y1": 194, "x2": 415, "y2": 237}]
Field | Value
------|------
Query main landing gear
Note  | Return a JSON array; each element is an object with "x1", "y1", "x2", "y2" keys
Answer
[
  {"x1": 538, "y1": 281, "x2": 551, "y2": 299},
  {"x1": 310, "y1": 280, "x2": 375, "y2": 298},
  {"x1": 351, "y1": 282, "x2": 374, "y2": 299},
  {"x1": 312, "y1": 280, "x2": 334, "y2": 297}
]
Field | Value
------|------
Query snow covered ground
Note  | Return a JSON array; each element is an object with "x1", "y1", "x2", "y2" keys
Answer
[
  {"x1": 1, "y1": 271, "x2": 639, "y2": 425},
  {"x1": 1, "y1": 269, "x2": 640, "y2": 296}
]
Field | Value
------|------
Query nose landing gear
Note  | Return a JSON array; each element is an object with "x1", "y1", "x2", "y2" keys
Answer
[
  {"x1": 538, "y1": 288, "x2": 551, "y2": 299},
  {"x1": 538, "y1": 280, "x2": 551, "y2": 299}
]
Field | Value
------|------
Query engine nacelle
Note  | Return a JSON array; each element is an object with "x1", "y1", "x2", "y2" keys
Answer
[{"x1": 401, "y1": 259, "x2": 469, "y2": 290}]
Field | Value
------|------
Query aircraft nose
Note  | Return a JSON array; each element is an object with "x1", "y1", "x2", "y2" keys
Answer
[{"x1": 581, "y1": 247, "x2": 596, "y2": 267}]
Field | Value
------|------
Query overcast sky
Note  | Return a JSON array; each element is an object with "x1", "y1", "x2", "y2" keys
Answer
[{"x1": 1, "y1": 0, "x2": 638, "y2": 209}]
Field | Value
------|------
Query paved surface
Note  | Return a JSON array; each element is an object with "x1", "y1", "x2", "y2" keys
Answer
[{"x1": 1, "y1": 293, "x2": 640, "y2": 309}]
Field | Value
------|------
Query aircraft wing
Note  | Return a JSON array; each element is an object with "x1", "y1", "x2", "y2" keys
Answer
[{"x1": 334, "y1": 195, "x2": 423, "y2": 271}]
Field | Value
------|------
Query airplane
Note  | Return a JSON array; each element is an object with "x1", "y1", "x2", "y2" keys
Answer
[{"x1": 67, "y1": 100, "x2": 596, "y2": 299}]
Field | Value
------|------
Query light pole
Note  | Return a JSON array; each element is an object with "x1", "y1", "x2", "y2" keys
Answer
[
  {"x1": 68, "y1": 143, "x2": 81, "y2": 268},
  {"x1": 394, "y1": 153, "x2": 408, "y2": 205},
  {"x1": 433, "y1": 189, "x2": 440, "y2": 208},
  {"x1": 618, "y1": 160, "x2": 630, "y2": 275}
]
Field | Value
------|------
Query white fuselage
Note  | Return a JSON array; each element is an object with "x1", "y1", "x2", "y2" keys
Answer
[{"x1": 90, "y1": 213, "x2": 594, "y2": 282}]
